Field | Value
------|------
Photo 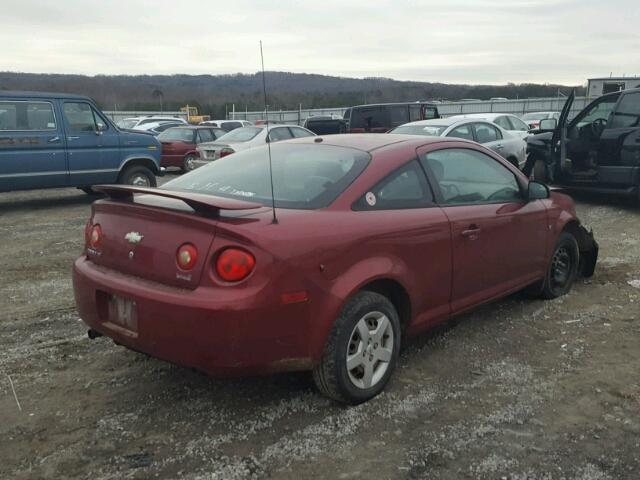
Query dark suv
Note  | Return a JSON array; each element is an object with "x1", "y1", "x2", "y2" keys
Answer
[
  {"x1": 343, "y1": 102, "x2": 440, "y2": 133},
  {"x1": 525, "y1": 88, "x2": 640, "y2": 201}
]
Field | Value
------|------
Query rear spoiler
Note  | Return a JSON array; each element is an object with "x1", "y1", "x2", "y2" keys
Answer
[{"x1": 93, "y1": 185, "x2": 263, "y2": 214}]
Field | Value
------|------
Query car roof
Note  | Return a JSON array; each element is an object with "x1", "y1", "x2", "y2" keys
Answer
[
  {"x1": 398, "y1": 117, "x2": 474, "y2": 128},
  {"x1": 0, "y1": 90, "x2": 92, "y2": 100},
  {"x1": 349, "y1": 101, "x2": 438, "y2": 109},
  {"x1": 167, "y1": 125, "x2": 222, "y2": 130},
  {"x1": 284, "y1": 133, "x2": 462, "y2": 152},
  {"x1": 453, "y1": 113, "x2": 516, "y2": 120}
]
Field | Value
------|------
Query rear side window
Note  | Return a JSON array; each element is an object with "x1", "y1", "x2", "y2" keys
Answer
[
  {"x1": 409, "y1": 105, "x2": 421, "y2": 122},
  {"x1": 447, "y1": 124, "x2": 474, "y2": 140},
  {"x1": 268, "y1": 127, "x2": 293, "y2": 142},
  {"x1": 508, "y1": 116, "x2": 529, "y2": 131},
  {"x1": 197, "y1": 129, "x2": 214, "y2": 143},
  {"x1": 350, "y1": 106, "x2": 388, "y2": 129},
  {"x1": 158, "y1": 128, "x2": 196, "y2": 143},
  {"x1": 494, "y1": 116, "x2": 512, "y2": 130},
  {"x1": 389, "y1": 106, "x2": 409, "y2": 126},
  {"x1": 0, "y1": 101, "x2": 57, "y2": 131},
  {"x1": 609, "y1": 92, "x2": 640, "y2": 129},
  {"x1": 424, "y1": 106, "x2": 439, "y2": 119},
  {"x1": 353, "y1": 160, "x2": 433, "y2": 210},
  {"x1": 289, "y1": 127, "x2": 314, "y2": 138},
  {"x1": 164, "y1": 144, "x2": 370, "y2": 209}
]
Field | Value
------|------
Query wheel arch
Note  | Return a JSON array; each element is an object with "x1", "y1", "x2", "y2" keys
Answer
[
  {"x1": 560, "y1": 219, "x2": 598, "y2": 277},
  {"x1": 119, "y1": 156, "x2": 160, "y2": 175}
]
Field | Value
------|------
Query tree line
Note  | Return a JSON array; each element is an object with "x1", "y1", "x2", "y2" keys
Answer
[{"x1": 0, "y1": 71, "x2": 585, "y2": 117}]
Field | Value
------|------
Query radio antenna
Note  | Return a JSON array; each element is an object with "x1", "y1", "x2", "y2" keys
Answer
[{"x1": 260, "y1": 40, "x2": 278, "y2": 224}]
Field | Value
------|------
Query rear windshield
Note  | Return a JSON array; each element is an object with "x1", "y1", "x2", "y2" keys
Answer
[
  {"x1": 158, "y1": 128, "x2": 195, "y2": 142},
  {"x1": 217, "y1": 126, "x2": 263, "y2": 142},
  {"x1": 391, "y1": 125, "x2": 447, "y2": 136},
  {"x1": 163, "y1": 144, "x2": 370, "y2": 209}
]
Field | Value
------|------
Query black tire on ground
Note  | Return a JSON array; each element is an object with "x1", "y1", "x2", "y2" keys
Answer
[
  {"x1": 118, "y1": 165, "x2": 157, "y2": 187},
  {"x1": 312, "y1": 291, "x2": 401, "y2": 404},
  {"x1": 183, "y1": 155, "x2": 197, "y2": 173},
  {"x1": 539, "y1": 232, "x2": 580, "y2": 299}
]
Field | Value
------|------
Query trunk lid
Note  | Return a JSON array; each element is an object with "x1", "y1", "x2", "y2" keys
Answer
[{"x1": 87, "y1": 186, "x2": 262, "y2": 289}]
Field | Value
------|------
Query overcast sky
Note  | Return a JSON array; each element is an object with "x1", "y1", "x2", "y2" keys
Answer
[{"x1": 2, "y1": 0, "x2": 638, "y2": 85}]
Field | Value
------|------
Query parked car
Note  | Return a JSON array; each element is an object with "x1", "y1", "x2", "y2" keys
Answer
[
  {"x1": 343, "y1": 102, "x2": 440, "y2": 133},
  {"x1": 73, "y1": 134, "x2": 598, "y2": 404},
  {"x1": 199, "y1": 119, "x2": 252, "y2": 131},
  {"x1": 449, "y1": 113, "x2": 531, "y2": 139},
  {"x1": 303, "y1": 115, "x2": 347, "y2": 135},
  {"x1": 158, "y1": 126, "x2": 227, "y2": 171},
  {"x1": 117, "y1": 116, "x2": 187, "y2": 130},
  {"x1": 525, "y1": 89, "x2": 640, "y2": 201},
  {"x1": 390, "y1": 118, "x2": 527, "y2": 168},
  {"x1": 521, "y1": 111, "x2": 560, "y2": 130},
  {"x1": 0, "y1": 91, "x2": 162, "y2": 192},
  {"x1": 133, "y1": 121, "x2": 186, "y2": 136},
  {"x1": 194, "y1": 124, "x2": 315, "y2": 167}
]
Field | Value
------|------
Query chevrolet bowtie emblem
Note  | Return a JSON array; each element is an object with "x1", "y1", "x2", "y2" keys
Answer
[{"x1": 124, "y1": 231, "x2": 144, "y2": 245}]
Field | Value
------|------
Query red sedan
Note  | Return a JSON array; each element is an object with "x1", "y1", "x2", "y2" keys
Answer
[
  {"x1": 158, "y1": 126, "x2": 227, "y2": 171},
  {"x1": 73, "y1": 134, "x2": 598, "y2": 404}
]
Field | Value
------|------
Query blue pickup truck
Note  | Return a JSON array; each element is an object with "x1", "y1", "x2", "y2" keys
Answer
[{"x1": 0, "y1": 91, "x2": 162, "y2": 193}]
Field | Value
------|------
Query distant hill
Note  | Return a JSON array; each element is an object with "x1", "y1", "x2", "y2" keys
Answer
[{"x1": 0, "y1": 71, "x2": 585, "y2": 117}]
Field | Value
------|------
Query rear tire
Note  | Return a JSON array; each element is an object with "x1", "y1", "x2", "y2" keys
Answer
[
  {"x1": 183, "y1": 154, "x2": 197, "y2": 173},
  {"x1": 312, "y1": 291, "x2": 401, "y2": 404},
  {"x1": 539, "y1": 232, "x2": 579, "y2": 299},
  {"x1": 118, "y1": 165, "x2": 157, "y2": 187}
]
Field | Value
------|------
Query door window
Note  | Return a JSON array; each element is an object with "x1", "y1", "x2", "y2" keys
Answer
[
  {"x1": 473, "y1": 123, "x2": 501, "y2": 143},
  {"x1": 409, "y1": 105, "x2": 421, "y2": 122},
  {"x1": 0, "y1": 101, "x2": 57, "y2": 131},
  {"x1": 197, "y1": 129, "x2": 214, "y2": 143},
  {"x1": 268, "y1": 127, "x2": 293, "y2": 142},
  {"x1": 221, "y1": 121, "x2": 242, "y2": 131},
  {"x1": 609, "y1": 92, "x2": 640, "y2": 129},
  {"x1": 353, "y1": 160, "x2": 433, "y2": 210},
  {"x1": 447, "y1": 124, "x2": 474, "y2": 140},
  {"x1": 421, "y1": 148, "x2": 522, "y2": 205},
  {"x1": 389, "y1": 106, "x2": 409, "y2": 126},
  {"x1": 63, "y1": 102, "x2": 100, "y2": 132}
]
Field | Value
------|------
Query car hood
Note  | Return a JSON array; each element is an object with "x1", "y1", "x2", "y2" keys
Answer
[{"x1": 119, "y1": 129, "x2": 161, "y2": 149}]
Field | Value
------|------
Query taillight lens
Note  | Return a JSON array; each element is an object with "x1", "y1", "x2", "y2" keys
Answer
[
  {"x1": 219, "y1": 147, "x2": 235, "y2": 158},
  {"x1": 89, "y1": 224, "x2": 102, "y2": 250},
  {"x1": 176, "y1": 243, "x2": 198, "y2": 270},
  {"x1": 215, "y1": 248, "x2": 256, "y2": 282}
]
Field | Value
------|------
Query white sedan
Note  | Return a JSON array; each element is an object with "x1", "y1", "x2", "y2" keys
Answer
[
  {"x1": 390, "y1": 118, "x2": 527, "y2": 168},
  {"x1": 448, "y1": 113, "x2": 531, "y2": 139},
  {"x1": 194, "y1": 124, "x2": 316, "y2": 167}
]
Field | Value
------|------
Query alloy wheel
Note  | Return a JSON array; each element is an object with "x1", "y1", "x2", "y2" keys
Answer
[{"x1": 346, "y1": 311, "x2": 394, "y2": 389}]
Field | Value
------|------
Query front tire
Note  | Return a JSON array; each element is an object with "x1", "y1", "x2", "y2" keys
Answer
[
  {"x1": 118, "y1": 165, "x2": 157, "y2": 187},
  {"x1": 540, "y1": 232, "x2": 579, "y2": 299},
  {"x1": 312, "y1": 291, "x2": 401, "y2": 404}
]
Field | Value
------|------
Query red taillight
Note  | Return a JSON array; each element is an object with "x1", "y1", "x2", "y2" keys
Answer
[
  {"x1": 215, "y1": 248, "x2": 255, "y2": 282},
  {"x1": 88, "y1": 224, "x2": 102, "y2": 250},
  {"x1": 219, "y1": 147, "x2": 234, "y2": 158},
  {"x1": 176, "y1": 243, "x2": 198, "y2": 270}
]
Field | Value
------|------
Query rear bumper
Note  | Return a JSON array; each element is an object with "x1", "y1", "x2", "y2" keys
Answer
[{"x1": 72, "y1": 256, "x2": 317, "y2": 375}]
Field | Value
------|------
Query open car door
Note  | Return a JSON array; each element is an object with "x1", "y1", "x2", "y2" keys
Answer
[{"x1": 549, "y1": 89, "x2": 575, "y2": 181}]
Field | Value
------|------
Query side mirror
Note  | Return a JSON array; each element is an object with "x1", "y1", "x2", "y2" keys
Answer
[
  {"x1": 528, "y1": 180, "x2": 550, "y2": 201},
  {"x1": 539, "y1": 118, "x2": 557, "y2": 131},
  {"x1": 96, "y1": 122, "x2": 107, "y2": 132}
]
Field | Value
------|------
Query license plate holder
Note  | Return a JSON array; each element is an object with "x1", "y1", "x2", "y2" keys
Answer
[{"x1": 108, "y1": 295, "x2": 138, "y2": 332}]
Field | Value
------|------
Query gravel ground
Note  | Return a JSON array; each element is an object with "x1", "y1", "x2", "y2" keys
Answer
[{"x1": 1, "y1": 178, "x2": 639, "y2": 480}]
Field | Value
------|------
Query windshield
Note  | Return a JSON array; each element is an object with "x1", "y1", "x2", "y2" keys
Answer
[
  {"x1": 217, "y1": 126, "x2": 263, "y2": 143},
  {"x1": 391, "y1": 125, "x2": 447, "y2": 136},
  {"x1": 522, "y1": 113, "x2": 549, "y2": 121},
  {"x1": 158, "y1": 128, "x2": 195, "y2": 143},
  {"x1": 118, "y1": 119, "x2": 138, "y2": 129},
  {"x1": 163, "y1": 144, "x2": 370, "y2": 209}
]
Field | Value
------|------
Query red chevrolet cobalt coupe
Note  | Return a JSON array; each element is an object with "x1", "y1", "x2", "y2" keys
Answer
[{"x1": 73, "y1": 134, "x2": 598, "y2": 404}]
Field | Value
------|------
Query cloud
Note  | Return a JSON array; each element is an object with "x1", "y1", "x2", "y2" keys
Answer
[{"x1": 1, "y1": 0, "x2": 638, "y2": 84}]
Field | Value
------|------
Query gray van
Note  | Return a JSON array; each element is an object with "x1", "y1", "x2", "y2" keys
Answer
[{"x1": 0, "y1": 91, "x2": 162, "y2": 193}]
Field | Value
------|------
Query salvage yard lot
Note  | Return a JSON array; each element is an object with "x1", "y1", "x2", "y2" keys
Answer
[{"x1": 1, "y1": 179, "x2": 639, "y2": 480}]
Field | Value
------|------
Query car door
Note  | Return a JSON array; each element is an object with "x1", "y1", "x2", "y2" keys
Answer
[
  {"x1": 352, "y1": 159, "x2": 452, "y2": 330},
  {"x1": 0, "y1": 98, "x2": 67, "y2": 191},
  {"x1": 597, "y1": 91, "x2": 640, "y2": 186},
  {"x1": 418, "y1": 145, "x2": 548, "y2": 314},
  {"x1": 63, "y1": 101, "x2": 119, "y2": 186}
]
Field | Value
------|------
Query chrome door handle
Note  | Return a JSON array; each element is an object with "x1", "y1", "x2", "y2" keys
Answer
[
  {"x1": 67, "y1": 136, "x2": 80, "y2": 140},
  {"x1": 48, "y1": 136, "x2": 60, "y2": 143},
  {"x1": 495, "y1": 144, "x2": 504, "y2": 149},
  {"x1": 461, "y1": 226, "x2": 481, "y2": 238}
]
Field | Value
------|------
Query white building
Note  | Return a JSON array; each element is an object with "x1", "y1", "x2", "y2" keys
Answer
[{"x1": 587, "y1": 76, "x2": 640, "y2": 98}]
